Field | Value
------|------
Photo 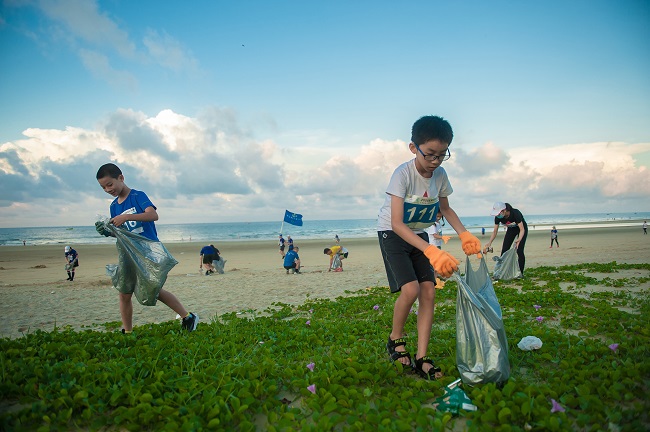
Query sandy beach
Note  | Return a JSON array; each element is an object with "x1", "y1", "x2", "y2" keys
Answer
[{"x1": 1, "y1": 224, "x2": 648, "y2": 339}]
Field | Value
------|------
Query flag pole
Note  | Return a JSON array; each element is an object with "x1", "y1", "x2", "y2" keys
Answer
[{"x1": 279, "y1": 220, "x2": 284, "y2": 235}]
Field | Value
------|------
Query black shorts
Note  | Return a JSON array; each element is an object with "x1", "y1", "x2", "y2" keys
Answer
[
  {"x1": 284, "y1": 264, "x2": 297, "y2": 270},
  {"x1": 279, "y1": 245, "x2": 285, "y2": 251},
  {"x1": 202, "y1": 254, "x2": 213, "y2": 264},
  {"x1": 378, "y1": 230, "x2": 435, "y2": 293}
]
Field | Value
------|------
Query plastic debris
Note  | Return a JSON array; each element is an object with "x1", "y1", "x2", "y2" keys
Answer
[
  {"x1": 517, "y1": 336, "x2": 543, "y2": 351},
  {"x1": 434, "y1": 379, "x2": 478, "y2": 415}
]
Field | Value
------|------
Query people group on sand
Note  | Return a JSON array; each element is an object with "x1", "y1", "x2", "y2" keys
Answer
[
  {"x1": 95, "y1": 163, "x2": 199, "y2": 334},
  {"x1": 483, "y1": 201, "x2": 528, "y2": 277}
]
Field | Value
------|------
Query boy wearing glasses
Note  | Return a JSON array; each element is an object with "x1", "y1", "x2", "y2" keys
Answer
[{"x1": 378, "y1": 115, "x2": 481, "y2": 380}]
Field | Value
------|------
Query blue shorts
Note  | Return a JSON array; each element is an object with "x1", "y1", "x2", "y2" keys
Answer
[{"x1": 378, "y1": 231, "x2": 435, "y2": 293}]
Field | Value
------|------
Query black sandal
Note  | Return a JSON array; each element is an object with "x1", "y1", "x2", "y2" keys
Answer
[
  {"x1": 387, "y1": 337, "x2": 412, "y2": 367},
  {"x1": 414, "y1": 356, "x2": 442, "y2": 380}
]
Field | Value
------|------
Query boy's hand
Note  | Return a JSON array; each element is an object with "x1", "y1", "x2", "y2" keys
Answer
[
  {"x1": 459, "y1": 232, "x2": 481, "y2": 255},
  {"x1": 110, "y1": 215, "x2": 129, "y2": 228},
  {"x1": 424, "y1": 245, "x2": 459, "y2": 278},
  {"x1": 95, "y1": 221, "x2": 112, "y2": 237}
]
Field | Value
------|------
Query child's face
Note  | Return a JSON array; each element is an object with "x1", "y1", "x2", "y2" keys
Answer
[
  {"x1": 410, "y1": 139, "x2": 449, "y2": 177},
  {"x1": 97, "y1": 175, "x2": 126, "y2": 197}
]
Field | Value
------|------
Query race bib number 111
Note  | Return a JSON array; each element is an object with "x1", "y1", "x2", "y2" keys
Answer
[{"x1": 402, "y1": 195, "x2": 439, "y2": 229}]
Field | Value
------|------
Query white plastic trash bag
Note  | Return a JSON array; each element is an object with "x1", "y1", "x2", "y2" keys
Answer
[
  {"x1": 99, "y1": 218, "x2": 178, "y2": 306},
  {"x1": 492, "y1": 245, "x2": 522, "y2": 281},
  {"x1": 331, "y1": 253, "x2": 342, "y2": 271},
  {"x1": 455, "y1": 256, "x2": 510, "y2": 385},
  {"x1": 517, "y1": 336, "x2": 543, "y2": 351}
]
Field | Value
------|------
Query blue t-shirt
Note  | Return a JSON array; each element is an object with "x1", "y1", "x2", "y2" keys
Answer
[
  {"x1": 65, "y1": 249, "x2": 78, "y2": 263},
  {"x1": 283, "y1": 250, "x2": 299, "y2": 267},
  {"x1": 110, "y1": 189, "x2": 159, "y2": 241}
]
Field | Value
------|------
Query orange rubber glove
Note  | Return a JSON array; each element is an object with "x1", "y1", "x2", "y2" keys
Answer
[
  {"x1": 441, "y1": 235, "x2": 452, "y2": 244},
  {"x1": 459, "y1": 231, "x2": 481, "y2": 255},
  {"x1": 424, "y1": 245, "x2": 460, "y2": 278}
]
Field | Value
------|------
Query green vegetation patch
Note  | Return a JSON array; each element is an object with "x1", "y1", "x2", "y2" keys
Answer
[{"x1": 1, "y1": 262, "x2": 649, "y2": 431}]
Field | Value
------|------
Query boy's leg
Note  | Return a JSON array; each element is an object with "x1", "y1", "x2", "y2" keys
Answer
[
  {"x1": 415, "y1": 281, "x2": 438, "y2": 375},
  {"x1": 157, "y1": 289, "x2": 188, "y2": 317},
  {"x1": 390, "y1": 281, "x2": 419, "y2": 365},
  {"x1": 119, "y1": 293, "x2": 134, "y2": 332}
]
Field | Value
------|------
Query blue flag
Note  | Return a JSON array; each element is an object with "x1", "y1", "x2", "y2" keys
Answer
[{"x1": 283, "y1": 210, "x2": 303, "y2": 226}]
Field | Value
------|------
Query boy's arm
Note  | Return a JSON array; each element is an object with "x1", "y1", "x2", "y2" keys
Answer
[
  {"x1": 440, "y1": 197, "x2": 481, "y2": 255},
  {"x1": 110, "y1": 206, "x2": 159, "y2": 227}
]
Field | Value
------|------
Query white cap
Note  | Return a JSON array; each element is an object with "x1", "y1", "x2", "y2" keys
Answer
[
  {"x1": 490, "y1": 201, "x2": 506, "y2": 216},
  {"x1": 65, "y1": 246, "x2": 71, "y2": 252}
]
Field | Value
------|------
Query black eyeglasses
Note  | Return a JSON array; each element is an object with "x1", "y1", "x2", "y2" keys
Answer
[{"x1": 415, "y1": 145, "x2": 451, "y2": 162}]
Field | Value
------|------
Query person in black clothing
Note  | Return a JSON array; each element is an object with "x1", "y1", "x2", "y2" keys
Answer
[{"x1": 483, "y1": 201, "x2": 528, "y2": 275}]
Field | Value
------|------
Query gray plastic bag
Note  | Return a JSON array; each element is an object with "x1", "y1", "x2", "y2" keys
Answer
[
  {"x1": 100, "y1": 218, "x2": 178, "y2": 306},
  {"x1": 454, "y1": 256, "x2": 510, "y2": 385},
  {"x1": 492, "y1": 245, "x2": 522, "y2": 280},
  {"x1": 212, "y1": 257, "x2": 226, "y2": 274}
]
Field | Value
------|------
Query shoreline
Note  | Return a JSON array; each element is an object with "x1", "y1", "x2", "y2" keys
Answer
[{"x1": 1, "y1": 224, "x2": 648, "y2": 339}]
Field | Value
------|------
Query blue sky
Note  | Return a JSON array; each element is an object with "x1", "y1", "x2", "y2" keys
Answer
[{"x1": 1, "y1": 0, "x2": 649, "y2": 227}]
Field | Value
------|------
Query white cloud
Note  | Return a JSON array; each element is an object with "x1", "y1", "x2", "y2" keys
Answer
[
  {"x1": 0, "y1": 108, "x2": 648, "y2": 227},
  {"x1": 143, "y1": 29, "x2": 199, "y2": 73},
  {"x1": 38, "y1": 0, "x2": 136, "y2": 58}
]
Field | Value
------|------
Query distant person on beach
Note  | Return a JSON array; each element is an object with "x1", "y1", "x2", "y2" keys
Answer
[
  {"x1": 324, "y1": 245, "x2": 348, "y2": 271},
  {"x1": 23, "y1": 240, "x2": 26, "y2": 246},
  {"x1": 199, "y1": 245, "x2": 218, "y2": 275},
  {"x1": 335, "y1": 234, "x2": 340, "y2": 244},
  {"x1": 425, "y1": 213, "x2": 450, "y2": 250},
  {"x1": 377, "y1": 115, "x2": 481, "y2": 380},
  {"x1": 278, "y1": 234, "x2": 286, "y2": 258},
  {"x1": 483, "y1": 201, "x2": 528, "y2": 276},
  {"x1": 210, "y1": 244, "x2": 226, "y2": 274},
  {"x1": 283, "y1": 246, "x2": 301, "y2": 274},
  {"x1": 96, "y1": 163, "x2": 198, "y2": 333},
  {"x1": 64, "y1": 245, "x2": 79, "y2": 281},
  {"x1": 287, "y1": 235, "x2": 294, "y2": 250},
  {"x1": 644, "y1": 221, "x2": 647, "y2": 235},
  {"x1": 481, "y1": 227, "x2": 485, "y2": 236},
  {"x1": 550, "y1": 226, "x2": 559, "y2": 248}
]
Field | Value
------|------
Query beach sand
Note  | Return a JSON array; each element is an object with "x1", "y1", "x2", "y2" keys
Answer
[{"x1": 1, "y1": 225, "x2": 648, "y2": 339}]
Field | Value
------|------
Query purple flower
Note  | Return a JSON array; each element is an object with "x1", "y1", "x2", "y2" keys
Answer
[
  {"x1": 307, "y1": 384, "x2": 316, "y2": 394},
  {"x1": 550, "y1": 399, "x2": 565, "y2": 413},
  {"x1": 536, "y1": 316, "x2": 544, "y2": 322},
  {"x1": 309, "y1": 309, "x2": 314, "y2": 314},
  {"x1": 609, "y1": 343, "x2": 619, "y2": 352},
  {"x1": 373, "y1": 305, "x2": 380, "y2": 310},
  {"x1": 534, "y1": 304, "x2": 541, "y2": 310},
  {"x1": 305, "y1": 320, "x2": 311, "y2": 326},
  {"x1": 306, "y1": 362, "x2": 315, "y2": 371}
]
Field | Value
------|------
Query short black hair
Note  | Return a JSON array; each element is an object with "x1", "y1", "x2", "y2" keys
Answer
[
  {"x1": 411, "y1": 116, "x2": 453, "y2": 146},
  {"x1": 96, "y1": 163, "x2": 122, "y2": 180}
]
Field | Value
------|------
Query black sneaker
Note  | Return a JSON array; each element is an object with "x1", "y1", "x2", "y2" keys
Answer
[{"x1": 182, "y1": 313, "x2": 199, "y2": 332}]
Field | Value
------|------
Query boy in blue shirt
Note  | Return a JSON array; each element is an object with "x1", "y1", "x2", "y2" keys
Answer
[
  {"x1": 283, "y1": 246, "x2": 301, "y2": 274},
  {"x1": 96, "y1": 163, "x2": 198, "y2": 333}
]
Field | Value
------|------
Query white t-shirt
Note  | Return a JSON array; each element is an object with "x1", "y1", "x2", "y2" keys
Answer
[
  {"x1": 426, "y1": 221, "x2": 443, "y2": 247},
  {"x1": 377, "y1": 159, "x2": 453, "y2": 233}
]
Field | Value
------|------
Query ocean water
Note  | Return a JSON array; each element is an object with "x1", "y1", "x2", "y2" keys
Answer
[{"x1": 1, "y1": 212, "x2": 648, "y2": 246}]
